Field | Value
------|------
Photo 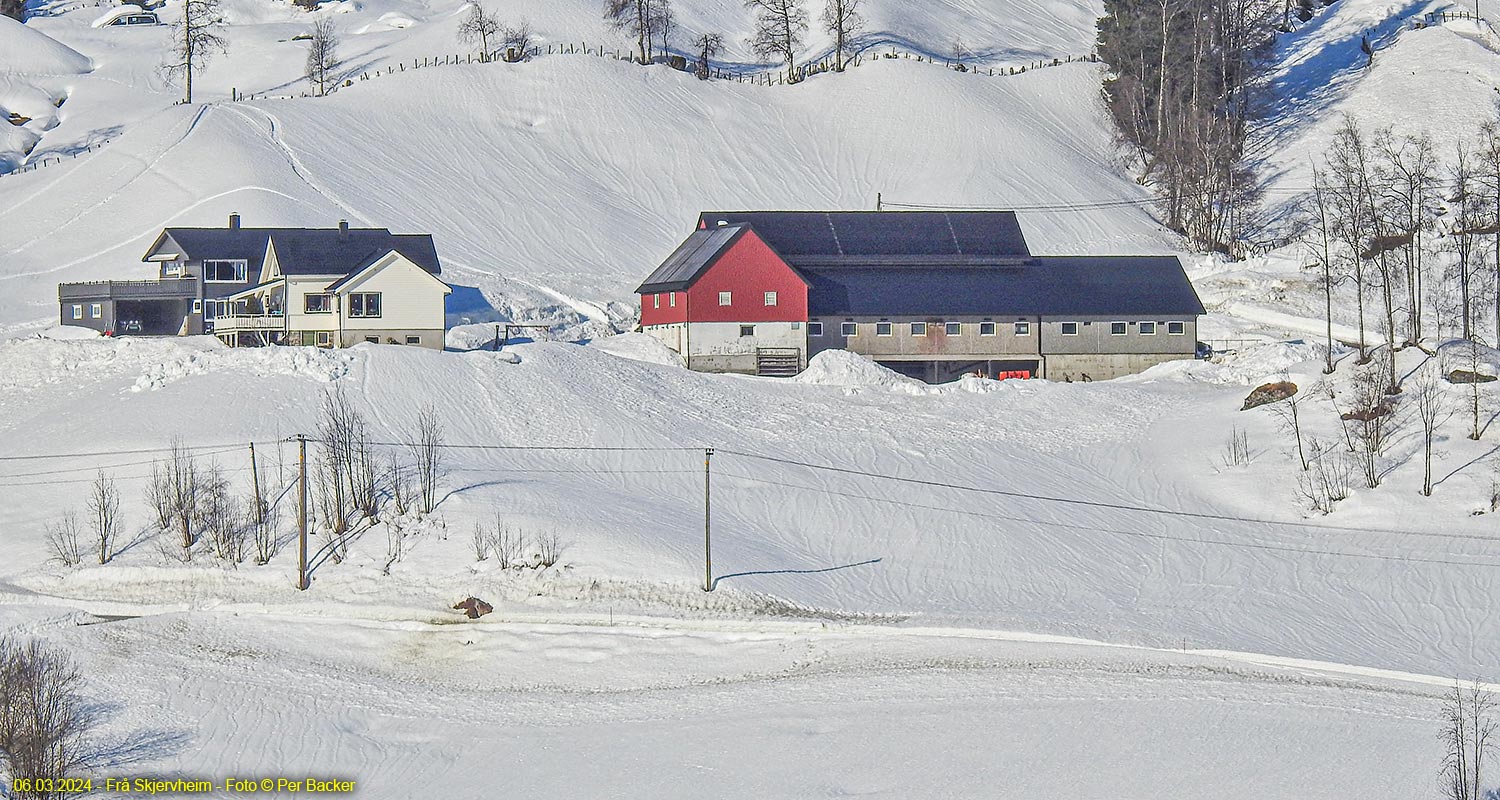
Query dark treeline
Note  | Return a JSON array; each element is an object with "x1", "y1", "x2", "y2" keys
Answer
[{"x1": 1097, "y1": 0, "x2": 1281, "y2": 252}]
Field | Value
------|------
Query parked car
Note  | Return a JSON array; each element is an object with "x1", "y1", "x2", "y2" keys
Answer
[
  {"x1": 108, "y1": 12, "x2": 159, "y2": 25},
  {"x1": 117, "y1": 319, "x2": 143, "y2": 333}
]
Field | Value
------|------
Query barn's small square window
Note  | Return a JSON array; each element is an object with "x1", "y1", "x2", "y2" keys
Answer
[
  {"x1": 653, "y1": 294, "x2": 660, "y2": 309},
  {"x1": 406, "y1": 335, "x2": 421, "y2": 345},
  {"x1": 305, "y1": 294, "x2": 333, "y2": 314},
  {"x1": 1167, "y1": 321, "x2": 1186, "y2": 335},
  {"x1": 980, "y1": 322, "x2": 996, "y2": 336},
  {"x1": 669, "y1": 292, "x2": 676, "y2": 307},
  {"x1": 1014, "y1": 321, "x2": 1030, "y2": 336},
  {"x1": 841, "y1": 322, "x2": 857, "y2": 337},
  {"x1": 1111, "y1": 321, "x2": 1128, "y2": 335},
  {"x1": 70, "y1": 304, "x2": 83, "y2": 320},
  {"x1": 808, "y1": 322, "x2": 823, "y2": 336},
  {"x1": 1061, "y1": 322, "x2": 1079, "y2": 336},
  {"x1": 764, "y1": 291, "x2": 778, "y2": 306},
  {"x1": 739, "y1": 325, "x2": 755, "y2": 337},
  {"x1": 945, "y1": 322, "x2": 961, "y2": 336},
  {"x1": 1139, "y1": 321, "x2": 1157, "y2": 335},
  {"x1": 911, "y1": 322, "x2": 927, "y2": 336},
  {"x1": 876, "y1": 321, "x2": 892, "y2": 336},
  {"x1": 718, "y1": 291, "x2": 732, "y2": 306}
]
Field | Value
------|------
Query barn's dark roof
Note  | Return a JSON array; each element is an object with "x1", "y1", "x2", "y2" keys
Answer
[
  {"x1": 696, "y1": 211, "x2": 1031, "y2": 262},
  {"x1": 636, "y1": 225, "x2": 749, "y2": 293},
  {"x1": 145, "y1": 227, "x2": 441, "y2": 277},
  {"x1": 802, "y1": 257, "x2": 1206, "y2": 317}
]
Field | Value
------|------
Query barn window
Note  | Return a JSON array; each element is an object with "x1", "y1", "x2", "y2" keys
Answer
[
  {"x1": 739, "y1": 325, "x2": 755, "y2": 337},
  {"x1": 1061, "y1": 322, "x2": 1079, "y2": 336},
  {"x1": 910, "y1": 322, "x2": 927, "y2": 336},
  {"x1": 653, "y1": 294, "x2": 660, "y2": 309},
  {"x1": 980, "y1": 322, "x2": 996, "y2": 336},
  {"x1": 1111, "y1": 322, "x2": 1127, "y2": 335},
  {"x1": 945, "y1": 322, "x2": 961, "y2": 336},
  {"x1": 1014, "y1": 321, "x2": 1030, "y2": 336},
  {"x1": 876, "y1": 321, "x2": 892, "y2": 336},
  {"x1": 71, "y1": 304, "x2": 83, "y2": 320},
  {"x1": 808, "y1": 322, "x2": 823, "y2": 336},
  {"x1": 90, "y1": 303, "x2": 102, "y2": 319},
  {"x1": 840, "y1": 322, "x2": 857, "y2": 337},
  {"x1": 718, "y1": 291, "x2": 732, "y2": 306},
  {"x1": 1167, "y1": 321, "x2": 1186, "y2": 335},
  {"x1": 669, "y1": 292, "x2": 676, "y2": 307},
  {"x1": 1140, "y1": 321, "x2": 1157, "y2": 335},
  {"x1": 764, "y1": 291, "x2": 778, "y2": 306}
]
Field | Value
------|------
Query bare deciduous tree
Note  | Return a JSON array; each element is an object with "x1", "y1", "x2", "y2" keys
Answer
[
  {"x1": 0, "y1": 638, "x2": 97, "y2": 791},
  {"x1": 304, "y1": 18, "x2": 340, "y2": 97},
  {"x1": 1296, "y1": 436, "x2": 1351, "y2": 514},
  {"x1": 44, "y1": 513, "x2": 83, "y2": 568},
  {"x1": 1410, "y1": 371, "x2": 1452, "y2": 497},
  {"x1": 409, "y1": 403, "x2": 444, "y2": 515},
  {"x1": 503, "y1": 19, "x2": 535, "y2": 60},
  {"x1": 161, "y1": 0, "x2": 228, "y2": 104},
  {"x1": 149, "y1": 441, "x2": 204, "y2": 554},
  {"x1": 821, "y1": 0, "x2": 862, "y2": 71},
  {"x1": 199, "y1": 466, "x2": 247, "y2": 564},
  {"x1": 85, "y1": 472, "x2": 120, "y2": 565},
  {"x1": 315, "y1": 386, "x2": 378, "y2": 545},
  {"x1": 1268, "y1": 377, "x2": 1310, "y2": 471},
  {"x1": 458, "y1": 3, "x2": 503, "y2": 62},
  {"x1": 745, "y1": 0, "x2": 807, "y2": 78},
  {"x1": 606, "y1": 0, "x2": 673, "y2": 63},
  {"x1": 1341, "y1": 354, "x2": 1397, "y2": 488},
  {"x1": 693, "y1": 32, "x2": 724, "y2": 79},
  {"x1": 1441, "y1": 680, "x2": 1497, "y2": 800}
]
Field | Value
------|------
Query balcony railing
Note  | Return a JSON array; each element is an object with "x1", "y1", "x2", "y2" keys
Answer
[
  {"x1": 213, "y1": 313, "x2": 286, "y2": 332},
  {"x1": 58, "y1": 278, "x2": 197, "y2": 301}
]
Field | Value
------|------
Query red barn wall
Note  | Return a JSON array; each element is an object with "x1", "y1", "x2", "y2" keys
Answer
[
  {"x1": 639, "y1": 289, "x2": 689, "y2": 326},
  {"x1": 683, "y1": 230, "x2": 807, "y2": 323}
]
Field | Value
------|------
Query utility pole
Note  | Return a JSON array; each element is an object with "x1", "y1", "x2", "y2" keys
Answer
[
  {"x1": 876, "y1": 192, "x2": 883, "y2": 212},
  {"x1": 703, "y1": 447, "x2": 714, "y2": 592},
  {"x1": 297, "y1": 434, "x2": 309, "y2": 591},
  {"x1": 248, "y1": 442, "x2": 264, "y2": 526}
]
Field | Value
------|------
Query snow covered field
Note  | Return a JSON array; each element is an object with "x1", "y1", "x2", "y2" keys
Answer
[{"x1": 4, "y1": 0, "x2": 1500, "y2": 794}]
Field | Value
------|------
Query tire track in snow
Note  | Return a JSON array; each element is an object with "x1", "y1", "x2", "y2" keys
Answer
[{"x1": 219, "y1": 104, "x2": 368, "y2": 225}]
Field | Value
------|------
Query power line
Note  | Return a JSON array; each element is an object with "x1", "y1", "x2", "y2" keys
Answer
[
  {"x1": 716, "y1": 449, "x2": 1499, "y2": 546},
  {"x1": 721, "y1": 471, "x2": 1500, "y2": 569},
  {"x1": 0, "y1": 442, "x2": 261, "y2": 464}
]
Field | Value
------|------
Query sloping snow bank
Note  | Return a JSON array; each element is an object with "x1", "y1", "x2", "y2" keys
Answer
[
  {"x1": 587, "y1": 333, "x2": 685, "y2": 368},
  {"x1": 0, "y1": 16, "x2": 93, "y2": 75},
  {"x1": 795, "y1": 350, "x2": 930, "y2": 394}
]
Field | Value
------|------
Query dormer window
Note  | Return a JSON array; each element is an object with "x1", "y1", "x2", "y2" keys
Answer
[{"x1": 204, "y1": 260, "x2": 248, "y2": 283}]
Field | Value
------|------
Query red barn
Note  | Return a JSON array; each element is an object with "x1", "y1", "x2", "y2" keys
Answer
[{"x1": 636, "y1": 211, "x2": 1205, "y2": 382}]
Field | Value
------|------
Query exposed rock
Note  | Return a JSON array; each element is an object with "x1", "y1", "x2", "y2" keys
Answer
[
  {"x1": 1340, "y1": 405, "x2": 1392, "y2": 423},
  {"x1": 1448, "y1": 370, "x2": 1498, "y2": 385},
  {"x1": 1241, "y1": 381, "x2": 1298, "y2": 411},
  {"x1": 453, "y1": 597, "x2": 493, "y2": 619}
]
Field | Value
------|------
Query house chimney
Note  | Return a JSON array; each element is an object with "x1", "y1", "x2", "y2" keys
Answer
[
  {"x1": 228, "y1": 213, "x2": 241, "y2": 229},
  {"x1": 338, "y1": 219, "x2": 349, "y2": 239}
]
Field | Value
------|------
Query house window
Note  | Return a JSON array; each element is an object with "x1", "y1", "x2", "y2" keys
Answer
[
  {"x1": 405, "y1": 335, "x2": 421, "y2": 345},
  {"x1": 70, "y1": 304, "x2": 83, "y2": 320},
  {"x1": 189, "y1": 300, "x2": 200, "y2": 315},
  {"x1": 348, "y1": 293, "x2": 382, "y2": 318},
  {"x1": 1061, "y1": 322, "x2": 1079, "y2": 336},
  {"x1": 316, "y1": 331, "x2": 333, "y2": 347},
  {"x1": 980, "y1": 322, "x2": 996, "y2": 336},
  {"x1": 1111, "y1": 322, "x2": 1128, "y2": 336},
  {"x1": 1140, "y1": 321, "x2": 1157, "y2": 335},
  {"x1": 765, "y1": 291, "x2": 778, "y2": 306},
  {"x1": 1167, "y1": 321, "x2": 1186, "y2": 335},
  {"x1": 840, "y1": 322, "x2": 857, "y2": 337},
  {"x1": 718, "y1": 291, "x2": 732, "y2": 306},
  {"x1": 669, "y1": 292, "x2": 676, "y2": 307},
  {"x1": 911, "y1": 322, "x2": 927, "y2": 336},
  {"x1": 653, "y1": 294, "x2": 660, "y2": 309},
  {"x1": 203, "y1": 260, "x2": 248, "y2": 283},
  {"x1": 365, "y1": 336, "x2": 379, "y2": 344},
  {"x1": 1014, "y1": 321, "x2": 1030, "y2": 336},
  {"x1": 945, "y1": 322, "x2": 961, "y2": 336},
  {"x1": 164, "y1": 262, "x2": 183, "y2": 278},
  {"x1": 876, "y1": 321, "x2": 892, "y2": 336},
  {"x1": 808, "y1": 322, "x2": 823, "y2": 336},
  {"x1": 739, "y1": 325, "x2": 755, "y2": 338},
  {"x1": 305, "y1": 294, "x2": 333, "y2": 314}
]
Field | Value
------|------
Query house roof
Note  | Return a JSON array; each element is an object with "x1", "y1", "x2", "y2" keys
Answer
[
  {"x1": 695, "y1": 211, "x2": 1032, "y2": 262},
  {"x1": 325, "y1": 250, "x2": 453, "y2": 293},
  {"x1": 801, "y1": 257, "x2": 1207, "y2": 317},
  {"x1": 636, "y1": 224, "x2": 750, "y2": 293},
  {"x1": 144, "y1": 227, "x2": 441, "y2": 277}
]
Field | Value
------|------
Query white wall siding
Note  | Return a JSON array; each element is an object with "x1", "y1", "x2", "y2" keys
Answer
[{"x1": 336, "y1": 254, "x2": 449, "y2": 333}]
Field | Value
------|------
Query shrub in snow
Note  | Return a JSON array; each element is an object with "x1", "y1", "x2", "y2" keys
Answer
[
  {"x1": 44, "y1": 513, "x2": 83, "y2": 567},
  {"x1": 0, "y1": 637, "x2": 97, "y2": 791}
]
